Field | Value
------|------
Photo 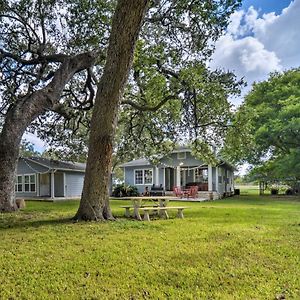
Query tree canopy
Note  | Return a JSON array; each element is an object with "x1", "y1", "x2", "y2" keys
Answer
[
  {"x1": 224, "y1": 68, "x2": 300, "y2": 181},
  {"x1": 1, "y1": 0, "x2": 243, "y2": 215}
]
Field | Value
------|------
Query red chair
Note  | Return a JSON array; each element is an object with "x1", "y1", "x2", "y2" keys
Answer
[
  {"x1": 185, "y1": 186, "x2": 198, "y2": 198},
  {"x1": 173, "y1": 186, "x2": 184, "y2": 198}
]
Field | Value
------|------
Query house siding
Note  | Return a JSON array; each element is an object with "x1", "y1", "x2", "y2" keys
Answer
[
  {"x1": 16, "y1": 159, "x2": 49, "y2": 198},
  {"x1": 65, "y1": 172, "x2": 85, "y2": 197}
]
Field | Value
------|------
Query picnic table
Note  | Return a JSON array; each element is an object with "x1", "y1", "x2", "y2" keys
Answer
[{"x1": 119, "y1": 196, "x2": 187, "y2": 221}]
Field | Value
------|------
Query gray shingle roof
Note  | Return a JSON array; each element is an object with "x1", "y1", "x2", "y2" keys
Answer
[
  {"x1": 119, "y1": 158, "x2": 151, "y2": 168},
  {"x1": 24, "y1": 157, "x2": 86, "y2": 172}
]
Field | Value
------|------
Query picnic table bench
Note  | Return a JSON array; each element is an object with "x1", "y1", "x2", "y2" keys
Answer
[
  {"x1": 120, "y1": 205, "x2": 158, "y2": 218},
  {"x1": 121, "y1": 205, "x2": 188, "y2": 221}
]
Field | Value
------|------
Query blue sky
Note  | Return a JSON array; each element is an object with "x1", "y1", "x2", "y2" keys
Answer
[
  {"x1": 242, "y1": 0, "x2": 293, "y2": 14},
  {"x1": 211, "y1": 0, "x2": 299, "y2": 106}
]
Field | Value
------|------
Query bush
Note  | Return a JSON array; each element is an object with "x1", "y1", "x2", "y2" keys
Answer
[
  {"x1": 112, "y1": 184, "x2": 139, "y2": 197},
  {"x1": 271, "y1": 188, "x2": 278, "y2": 195}
]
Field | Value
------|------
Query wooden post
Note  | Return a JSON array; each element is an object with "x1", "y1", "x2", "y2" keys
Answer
[
  {"x1": 177, "y1": 208, "x2": 184, "y2": 219},
  {"x1": 176, "y1": 166, "x2": 181, "y2": 187},
  {"x1": 208, "y1": 165, "x2": 213, "y2": 192},
  {"x1": 50, "y1": 171, "x2": 55, "y2": 199}
]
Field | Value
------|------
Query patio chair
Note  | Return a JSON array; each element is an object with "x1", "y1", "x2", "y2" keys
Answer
[
  {"x1": 173, "y1": 186, "x2": 184, "y2": 198},
  {"x1": 186, "y1": 185, "x2": 198, "y2": 198}
]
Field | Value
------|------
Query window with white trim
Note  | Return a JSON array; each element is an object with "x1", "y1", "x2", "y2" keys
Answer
[
  {"x1": 134, "y1": 170, "x2": 143, "y2": 184},
  {"x1": 15, "y1": 175, "x2": 23, "y2": 192},
  {"x1": 24, "y1": 174, "x2": 36, "y2": 192},
  {"x1": 177, "y1": 152, "x2": 186, "y2": 159},
  {"x1": 134, "y1": 169, "x2": 153, "y2": 185}
]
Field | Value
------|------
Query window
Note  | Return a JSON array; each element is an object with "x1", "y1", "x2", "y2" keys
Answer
[
  {"x1": 135, "y1": 170, "x2": 143, "y2": 184},
  {"x1": 24, "y1": 174, "x2": 36, "y2": 192},
  {"x1": 134, "y1": 169, "x2": 153, "y2": 185},
  {"x1": 144, "y1": 170, "x2": 153, "y2": 184},
  {"x1": 177, "y1": 152, "x2": 186, "y2": 160},
  {"x1": 15, "y1": 176, "x2": 23, "y2": 192}
]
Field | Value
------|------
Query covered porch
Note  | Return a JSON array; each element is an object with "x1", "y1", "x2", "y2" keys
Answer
[
  {"x1": 163, "y1": 165, "x2": 214, "y2": 192},
  {"x1": 38, "y1": 171, "x2": 65, "y2": 199}
]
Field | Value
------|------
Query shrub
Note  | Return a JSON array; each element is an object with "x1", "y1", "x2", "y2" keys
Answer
[{"x1": 112, "y1": 184, "x2": 139, "y2": 197}]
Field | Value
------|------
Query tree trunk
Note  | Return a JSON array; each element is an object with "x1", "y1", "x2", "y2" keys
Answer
[
  {"x1": 74, "y1": 0, "x2": 149, "y2": 221},
  {"x1": 0, "y1": 52, "x2": 97, "y2": 212}
]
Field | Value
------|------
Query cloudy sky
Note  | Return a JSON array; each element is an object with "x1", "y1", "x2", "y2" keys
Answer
[
  {"x1": 211, "y1": 0, "x2": 299, "y2": 104},
  {"x1": 24, "y1": 0, "x2": 300, "y2": 152}
]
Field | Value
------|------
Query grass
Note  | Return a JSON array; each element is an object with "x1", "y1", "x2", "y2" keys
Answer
[{"x1": 0, "y1": 195, "x2": 300, "y2": 299}]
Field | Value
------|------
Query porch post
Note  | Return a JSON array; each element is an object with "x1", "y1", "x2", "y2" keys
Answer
[
  {"x1": 208, "y1": 165, "x2": 213, "y2": 200},
  {"x1": 176, "y1": 166, "x2": 181, "y2": 187},
  {"x1": 36, "y1": 173, "x2": 40, "y2": 197},
  {"x1": 50, "y1": 171, "x2": 55, "y2": 199},
  {"x1": 63, "y1": 173, "x2": 66, "y2": 197},
  {"x1": 155, "y1": 166, "x2": 159, "y2": 185},
  {"x1": 208, "y1": 164, "x2": 213, "y2": 191},
  {"x1": 215, "y1": 166, "x2": 219, "y2": 194}
]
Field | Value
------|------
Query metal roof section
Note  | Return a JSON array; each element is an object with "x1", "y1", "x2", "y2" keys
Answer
[{"x1": 22, "y1": 157, "x2": 86, "y2": 172}]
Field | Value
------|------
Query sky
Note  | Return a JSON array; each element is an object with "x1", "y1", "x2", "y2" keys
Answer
[
  {"x1": 211, "y1": 0, "x2": 300, "y2": 105},
  {"x1": 24, "y1": 0, "x2": 300, "y2": 155}
]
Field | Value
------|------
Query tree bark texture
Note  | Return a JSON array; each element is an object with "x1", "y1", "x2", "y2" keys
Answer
[
  {"x1": 0, "y1": 52, "x2": 97, "y2": 212},
  {"x1": 75, "y1": 0, "x2": 149, "y2": 221}
]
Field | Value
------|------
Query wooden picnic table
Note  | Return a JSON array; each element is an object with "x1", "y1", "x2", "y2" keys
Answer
[{"x1": 119, "y1": 196, "x2": 177, "y2": 220}]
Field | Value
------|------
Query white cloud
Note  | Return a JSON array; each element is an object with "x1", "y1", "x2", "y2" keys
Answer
[{"x1": 211, "y1": 0, "x2": 300, "y2": 105}]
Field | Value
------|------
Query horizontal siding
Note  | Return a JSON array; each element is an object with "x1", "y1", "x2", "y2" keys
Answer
[{"x1": 65, "y1": 172, "x2": 84, "y2": 197}]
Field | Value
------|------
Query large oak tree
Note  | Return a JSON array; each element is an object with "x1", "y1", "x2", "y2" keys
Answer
[{"x1": 0, "y1": 0, "x2": 242, "y2": 215}]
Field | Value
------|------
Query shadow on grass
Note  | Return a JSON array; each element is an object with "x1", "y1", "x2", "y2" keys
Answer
[{"x1": 0, "y1": 215, "x2": 74, "y2": 230}]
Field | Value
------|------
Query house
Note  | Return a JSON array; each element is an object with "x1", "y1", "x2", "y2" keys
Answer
[
  {"x1": 120, "y1": 147, "x2": 235, "y2": 199},
  {"x1": 16, "y1": 157, "x2": 86, "y2": 199}
]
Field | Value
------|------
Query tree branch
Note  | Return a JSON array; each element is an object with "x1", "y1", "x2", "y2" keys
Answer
[{"x1": 121, "y1": 93, "x2": 180, "y2": 111}]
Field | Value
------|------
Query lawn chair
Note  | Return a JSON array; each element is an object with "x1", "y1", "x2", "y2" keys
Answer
[
  {"x1": 173, "y1": 186, "x2": 184, "y2": 198},
  {"x1": 185, "y1": 185, "x2": 198, "y2": 198}
]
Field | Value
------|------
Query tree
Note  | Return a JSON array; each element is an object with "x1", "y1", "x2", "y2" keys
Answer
[
  {"x1": 0, "y1": 0, "x2": 105, "y2": 211},
  {"x1": 223, "y1": 68, "x2": 300, "y2": 182},
  {"x1": 75, "y1": 0, "x2": 243, "y2": 220},
  {"x1": 19, "y1": 140, "x2": 41, "y2": 157},
  {"x1": 0, "y1": 0, "x2": 242, "y2": 215}
]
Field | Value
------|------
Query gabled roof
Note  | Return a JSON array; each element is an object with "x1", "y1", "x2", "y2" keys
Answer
[
  {"x1": 22, "y1": 157, "x2": 86, "y2": 172},
  {"x1": 120, "y1": 158, "x2": 151, "y2": 168}
]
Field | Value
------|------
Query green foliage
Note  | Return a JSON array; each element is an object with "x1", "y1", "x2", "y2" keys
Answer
[
  {"x1": 3, "y1": 0, "x2": 243, "y2": 164},
  {"x1": 223, "y1": 68, "x2": 300, "y2": 180},
  {"x1": 19, "y1": 140, "x2": 41, "y2": 157},
  {"x1": 1, "y1": 196, "x2": 300, "y2": 299},
  {"x1": 112, "y1": 184, "x2": 139, "y2": 197}
]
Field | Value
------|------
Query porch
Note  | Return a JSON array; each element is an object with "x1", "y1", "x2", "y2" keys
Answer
[
  {"x1": 38, "y1": 171, "x2": 65, "y2": 198},
  {"x1": 164, "y1": 165, "x2": 213, "y2": 192}
]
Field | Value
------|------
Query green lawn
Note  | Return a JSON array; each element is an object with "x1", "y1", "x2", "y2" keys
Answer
[{"x1": 1, "y1": 196, "x2": 300, "y2": 299}]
